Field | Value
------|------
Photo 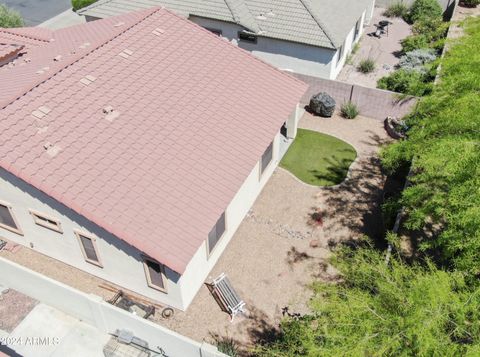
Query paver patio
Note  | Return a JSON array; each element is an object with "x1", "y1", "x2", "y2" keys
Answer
[
  {"x1": 0, "y1": 112, "x2": 390, "y2": 355},
  {"x1": 337, "y1": 7, "x2": 412, "y2": 88}
]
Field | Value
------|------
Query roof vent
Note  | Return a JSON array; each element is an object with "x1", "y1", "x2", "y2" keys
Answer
[
  {"x1": 79, "y1": 42, "x2": 91, "y2": 49},
  {"x1": 103, "y1": 106, "x2": 120, "y2": 122},
  {"x1": 118, "y1": 49, "x2": 133, "y2": 59},
  {"x1": 114, "y1": 22, "x2": 125, "y2": 27},
  {"x1": 43, "y1": 142, "x2": 61, "y2": 157},
  {"x1": 31, "y1": 106, "x2": 51, "y2": 119},
  {"x1": 80, "y1": 74, "x2": 97, "y2": 86},
  {"x1": 54, "y1": 55, "x2": 62, "y2": 62},
  {"x1": 256, "y1": 14, "x2": 267, "y2": 20},
  {"x1": 152, "y1": 28, "x2": 165, "y2": 36}
]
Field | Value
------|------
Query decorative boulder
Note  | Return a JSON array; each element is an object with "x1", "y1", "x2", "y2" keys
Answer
[{"x1": 309, "y1": 92, "x2": 336, "y2": 117}]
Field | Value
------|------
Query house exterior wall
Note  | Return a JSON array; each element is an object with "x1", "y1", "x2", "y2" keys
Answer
[
  {"x1": 330, "y1": 10, "x2": 366, "y2": 79},
  {"x1": 190, "y1": 16, "x2": 337, "y2": 79},
  {"x1": 0, "y1": 168, "x2": 184, "y2": 309},
  {"x1": 0, "y1": 105, "x2": 302, "y2": 311},
  {"x1": 178, "y1": 105, "x2": 302, "y2": 308}
]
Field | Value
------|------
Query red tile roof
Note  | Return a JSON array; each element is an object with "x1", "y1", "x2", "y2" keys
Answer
[{"x1": 0, "y1": 8, "x2": 307, "y2": 274}]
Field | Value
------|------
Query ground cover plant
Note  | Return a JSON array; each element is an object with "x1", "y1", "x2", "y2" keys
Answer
[
  {"x1": 256, "y1": 242, "x2": 480, "y2": 357},
  {"x1": 280, "y1": 129, "x2": 356, "y2": 186},
  {"x1": 381, "y1": 17, "x2": 480, "y2": 279}
]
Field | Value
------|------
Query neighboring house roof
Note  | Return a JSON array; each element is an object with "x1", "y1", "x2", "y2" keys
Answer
[
  {"x1": 78, "y1": 0, "x2": 371, "y2": 49},
  {"x1": 0, "y1": 8, "x2": 307, "y2": 274}
]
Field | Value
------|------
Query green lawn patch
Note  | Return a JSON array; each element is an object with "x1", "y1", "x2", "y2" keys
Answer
[{"x1": 280, "y1": 129, "x2": 357, "y2": 186}]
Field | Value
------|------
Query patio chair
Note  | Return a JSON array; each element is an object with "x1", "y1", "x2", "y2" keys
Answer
[{"x1": 209, "y1": 273, "x2": 246, "y2": 322}]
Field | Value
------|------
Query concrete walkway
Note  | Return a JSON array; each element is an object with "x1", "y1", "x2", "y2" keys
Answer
[{"x1": 6, "y1": 304, "x2": 110, "y2": 357}]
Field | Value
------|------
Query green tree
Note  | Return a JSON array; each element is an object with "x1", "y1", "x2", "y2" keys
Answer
[
  {"x1": 257, "y1": 243, "x2": 480, "y2": 356},
  {"x1": 381, "y1": 17, "x2": 480, "y2": 278},
  {"x1": 0, "y1": 4, "x2": 24, "y2": 28}
]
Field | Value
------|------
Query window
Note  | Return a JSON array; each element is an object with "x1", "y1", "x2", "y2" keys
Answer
[
  {"x1": 354, "y1": 17, "x2": 361, "y2": 41},
  {"x1": 143, "y1": 257, "x2": 167, "y2": 292},
  {"x1": 238, "y1": 31, "x2": 257, "y2": 43},
  {"x1": 0, "y1": 201, "x2": 22, "y2": 235},
  {"x1": 205, "y1": 27, "x2": 222, "y2": 36},
  {"x1": 337, "y1": 44, "x2": 344, "y2": 66},
  {"x1": 29, "y1": 210, "x2": 63, "y2": 233},
  {"x1": 260, "y1": 141, "x2": 273, "y2": 177},
  {"x1": 75, "y1": 231, "x2": 102, "y2": 267},
  {"x1": 207, "y1": 212, "x2": 226, "y2": 256}
]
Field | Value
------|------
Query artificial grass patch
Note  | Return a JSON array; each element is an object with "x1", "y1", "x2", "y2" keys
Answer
[{"x1": 280, "y1": 129, "x2": 357, "y2": 186}]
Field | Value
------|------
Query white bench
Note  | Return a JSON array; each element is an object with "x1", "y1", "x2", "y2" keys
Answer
[{"x1": 210, "y1": 273, "x2": 246, "y2": 322}]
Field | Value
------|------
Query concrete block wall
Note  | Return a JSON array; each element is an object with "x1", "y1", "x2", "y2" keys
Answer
[
  {"x1": 293, "y1": 72, "x2": 417, "y2": 120},
  {"x1": 0, "y1": 257, "x2": 227, "y2": 357}
]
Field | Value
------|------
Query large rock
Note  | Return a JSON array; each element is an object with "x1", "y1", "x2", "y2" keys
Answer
[{"x1": 309, "y1": 92, "x2": 336, "y2": 117}]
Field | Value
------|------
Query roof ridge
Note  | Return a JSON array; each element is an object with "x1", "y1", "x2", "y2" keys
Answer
[
  {"x1": 224, "y1": 0, "x2": 261, "y2": 33},
  {"x1": 298, "y1": 0, "x2": 336, "y2": 48},
  {"x1": 0, "y1": 28, "x2": 51, "y2": 43},
  {"x1": 0, "y1": 8, "x2": 159, "y2": 110}
]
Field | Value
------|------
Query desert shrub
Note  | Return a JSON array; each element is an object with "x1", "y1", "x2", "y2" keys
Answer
[
  {"x1": 399, "y1": 49, "x2": 437, "y2": 72},
  {"x1": 461, "y1": 0, "x2": 480, "y2": 7},
  {"x1": 0, "y1": 4, "x2": 23, "y2": 27},
  {"x1": 401, "y1": 34, "x2": 430, "y2": 52},
  {"x1": 384, "y1": 2, "x2": 409, "y2": 18},
  {"x1": 215, "y1": 337, "x2": 239, "y2": 357},
  {"x1": 377, "y1": 69, "x2": 432, "y2": 96},
  {"x1": 340, "y1": 102, "x2": 359, "y2": 119},
  {"x1": 407, "y1": 0, "x2": 443, "y2": 23},
  {"x1": 72, "y1": 0, "x2": 97, "y2": 11},
  {"x1": 412, "y1": 17, "x2": 450, "y2": 42},
  {"x1": 357, "y1": 58, "x2": 375, "y2": 73}
]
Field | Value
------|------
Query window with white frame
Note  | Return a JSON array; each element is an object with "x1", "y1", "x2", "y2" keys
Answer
[
  {"x1": 29, "y1": 209, "x2": 63, "y2": 233},
  {"x1": 260, "y1": 141, "x2": 273, "y2": 177},
  {"x1": 354, "y1": 17, "x2": 361, "y2": 41},
  {"x1": 143, "y1": 257, "x2": 168, "y2": 292},
  {"x1": 0, "y1": 201, "x2": 22, "y2": 235},
  {"x1": 207, "y1": 212, "x2": 226, "y2": 256},
  {"x1": 75, "y1": 231, "x2": 102, "y2": 267},
  {"x1": 337, "y1": 44, "x2": 344, "y2": 66}
]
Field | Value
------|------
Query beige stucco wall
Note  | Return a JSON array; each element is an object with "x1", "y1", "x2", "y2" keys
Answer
[
  {"x1": 179, "y1": 105, "x2": 302, "y2": 309},
  {"x1": 0, "y1": 168, "x2": 184, "y2": 309}
]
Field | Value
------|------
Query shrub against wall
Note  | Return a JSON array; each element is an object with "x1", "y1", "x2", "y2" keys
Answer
[
  {"x1": 0, "y1": 4, "x2": 24, "y2": 27},
  {"x1": 407, "y1": 0, "x2": 443, "y2": 23}
]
